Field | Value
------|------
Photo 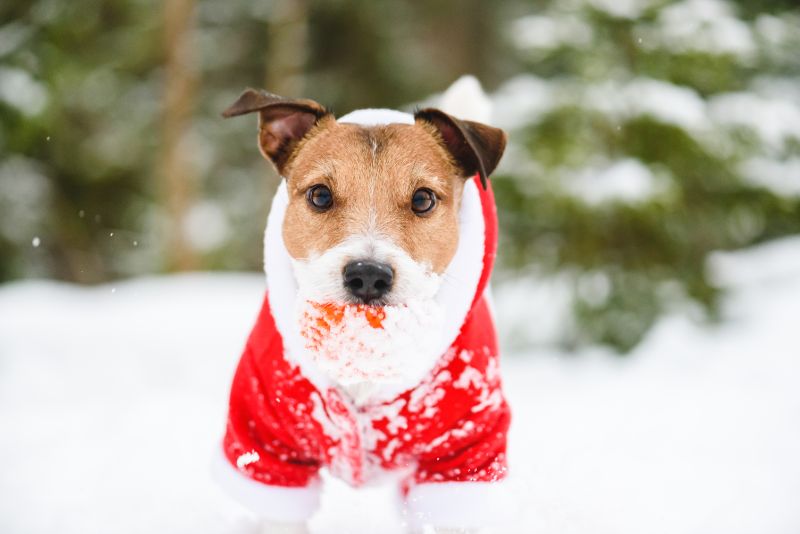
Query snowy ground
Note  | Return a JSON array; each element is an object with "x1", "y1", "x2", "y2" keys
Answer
[{"x1": 1, "y1": 237, "x2": 799, "y2": 534}]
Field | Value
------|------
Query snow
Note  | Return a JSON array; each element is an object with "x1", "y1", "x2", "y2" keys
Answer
[
  {"x1": 563, "y1": 158, "x2": 669, "y2": 205},
  {"x1": 507, "y1": 242, "x2": 800, "y2": 534},
  {"x1": 650, "y1": 0, "x2": 756, "y2": 58},
  {"x1": 437, "y1": 75, "x2": 493, "y2": 123},
  {"x1": 491, "y1": 74, "x2": 713, "y2": 150},
  {"x1": 491, "y1": 75, "x2": 554, "y2": 130},
  {"x1": 184, "y1": 201, "x2": 231, "y2": 252},
  {"x1": 754, "y1": 14, "x2": 792, "y2": 49},
  {"x1": 489, "y1": 71, "x2": 800, "y2": 207},
  {"x1": 2, "y1": 235, "x2": 800, "y2": 533},
  {"x1": 739, "y1": 156, "x2": 800, "y2": 197},
  {"x1": 510, "y1": 15, "x2": 593, "y2": 51},
  {"x1": 584, "y1": 0, "x2": 656, "y2": 19},
  {"x1": 0, "y1": 156, "x2": 51, "y2": 243},
  {"x1": 0, "y1": 65, "x2": 48, "y2": 115},
  {"x1": 491, "y1": 73, "x2": 800, "y2": 159},
  {"x1": 751, "y1": 76, "x2": 800, "y2": 108},
  {"x1": 0, "y1": 22, "x2": 32, "y2": 57},
  {"x1": 708, "y1": 92, "x2": 800, "y2": 150},
  {"x1": 236, "y1": 451, "x2": 261, "y2": 470},
  {"x1": 510, "y1": 0, "x2": 757, "y2": 58},
  {"x1": 493, "y1": 274, "x2": 574, "y2": 350},
  {"x1": 585, "y1": 78, "x2": 708, "y2": 131}
]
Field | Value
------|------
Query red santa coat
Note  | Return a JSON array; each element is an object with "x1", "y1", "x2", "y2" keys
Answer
[{"x1": 215, "y1": 111, "x2": 512, "y2": 528}]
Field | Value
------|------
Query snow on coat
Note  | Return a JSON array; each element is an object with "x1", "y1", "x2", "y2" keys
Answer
[{"x1": 214, "y1": 109, "x2": 512, "y2": 528}]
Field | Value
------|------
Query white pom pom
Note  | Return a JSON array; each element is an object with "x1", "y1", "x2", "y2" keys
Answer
[{"x1": 438, "y1": 75, "x2": 493, "y2": 124}]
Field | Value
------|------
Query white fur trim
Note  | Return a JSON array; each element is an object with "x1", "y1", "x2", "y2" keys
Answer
[
  {"x1": 265, "y1": 182, "x2": 332, "y2": 390},
  {"x1": 211, "y1": 448, "x2": 321, "y2": 522},
  {"x1": 405, "y1": 481, "x2": 516, "y2": 529},
  {"x1": 434, "y1": 179, "x2": 484, "y2": 358},
  {"x1": 338, "y1": 108, "x2": 414, "y2": 126}
]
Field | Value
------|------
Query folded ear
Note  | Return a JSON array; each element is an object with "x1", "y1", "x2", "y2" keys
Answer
[
  {"x1": 222, "y1": 88, "x2": 331, "y2": 173},
  {"x1": 415, "y1": 108, "x2": 507, "y2": 189}
]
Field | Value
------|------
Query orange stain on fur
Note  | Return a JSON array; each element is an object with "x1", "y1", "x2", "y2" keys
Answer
[
  {"x1": 311, "y1": 302, "x2": 385, "y2": 330},
  {"x1": 303, "y1": 302, "x2": 386, "y2": 351}
]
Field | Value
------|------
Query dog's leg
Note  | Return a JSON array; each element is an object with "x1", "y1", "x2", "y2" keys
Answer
[{"x1": 260, "y1": 520, "x2": 310, "y2": 534}]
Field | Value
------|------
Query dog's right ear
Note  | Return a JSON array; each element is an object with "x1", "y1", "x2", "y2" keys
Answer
[{"x1": 222, "y1": 88, "x2": 331, "y2": 173}]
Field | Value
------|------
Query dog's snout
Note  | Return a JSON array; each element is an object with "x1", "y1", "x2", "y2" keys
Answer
[{"x1": 343, "y1": 260, "x2": 394, "y2": 303}]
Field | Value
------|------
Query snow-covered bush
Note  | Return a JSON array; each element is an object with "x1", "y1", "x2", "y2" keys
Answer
[{"x1": 492, "y1": 0, "x2": 800, "y2": 350}]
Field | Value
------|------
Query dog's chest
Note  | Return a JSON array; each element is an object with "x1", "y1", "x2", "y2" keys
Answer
[{"x1": 288, "y1": 343, "x2": 501, "y2": 486}]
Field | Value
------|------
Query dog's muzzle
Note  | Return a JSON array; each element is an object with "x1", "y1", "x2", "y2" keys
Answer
[{"x1": 343, "y1": 260, "x2": 394, "y2": 304}]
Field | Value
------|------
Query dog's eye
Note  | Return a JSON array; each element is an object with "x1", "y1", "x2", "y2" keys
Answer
[
  {"x1": 411, "y1": 188, "x2": 436, "y2": 215},
  {"x1": 307, "y1": 184, "x2": 333, "y2": 211}
]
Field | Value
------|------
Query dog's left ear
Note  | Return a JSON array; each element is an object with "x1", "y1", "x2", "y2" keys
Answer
[
  {"x1": 415, "y1": 108, "x2": 507, "y2": 189},
  {"x1": 222, "y1": 88, "x2": 331, "y2": 173}
]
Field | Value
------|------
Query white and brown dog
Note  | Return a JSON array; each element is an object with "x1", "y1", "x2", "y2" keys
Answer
[{"x1": 214, "y1": 79, "x2": 512, "y2": 533}]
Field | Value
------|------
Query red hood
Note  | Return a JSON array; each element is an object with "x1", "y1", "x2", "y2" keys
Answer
[
  {"x1": 260, "y1": 172, "x2": 499, "y2": 401},
  {"x1": 468, "y1": 174, "x2": 498, "y2": 313}
]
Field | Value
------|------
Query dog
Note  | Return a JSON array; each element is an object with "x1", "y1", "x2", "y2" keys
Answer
[{"x1": 213, "y1": 79, "x2": 511, "y2": 533}]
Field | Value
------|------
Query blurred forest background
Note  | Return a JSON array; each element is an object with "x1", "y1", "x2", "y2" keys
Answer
[{"x1": 1, "y1": 0, "x2": 799, "y2": 351}]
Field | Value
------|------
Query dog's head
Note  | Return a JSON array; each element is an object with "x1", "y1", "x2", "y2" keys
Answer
[{"x1": 223, "y1": 89, "x2": 506, "y2": 306}]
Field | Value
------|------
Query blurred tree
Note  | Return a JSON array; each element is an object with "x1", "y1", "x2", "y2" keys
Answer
[
  {"x1": 161, "y1": 0, "x2": 198, "y2": 271},
  {"x1": 492, "y1": 0, "x2": 800, "y2": 351},
  {"x1": 265, "y1": 0, "x2": 308, "y2": 96},
  {"x1": 0, "y1": 0, "x2": 164, "y2": 282},
  {"x1": 0, "y1": 0, "x2": 511, "y2": 283},
  {"x1": 2, "y1": 0, "x2": 799, "y2": 354}
]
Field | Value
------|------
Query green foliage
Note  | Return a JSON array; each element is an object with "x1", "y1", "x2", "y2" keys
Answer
[
  {"x1": 0, "y1": 0, "x2": 510, "y2": 282},
  {"x1": 495, "y1": 0, "x2": 800, "y2": 351},
  {"x1": 1, "y1": 0, "x2": 799, "y2": 353}
]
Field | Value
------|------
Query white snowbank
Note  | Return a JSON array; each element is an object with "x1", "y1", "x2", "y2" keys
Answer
[
  {"x1": 2, "y1": 235, "x2": 800, "y2": 533},
  {"x1": 505, "y1": 236, "x2": 800, "y2": 534}
]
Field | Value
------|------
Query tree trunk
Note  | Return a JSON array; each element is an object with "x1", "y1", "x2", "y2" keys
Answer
[{"x1": 160, "y1": 0, "x2": 197, "y2": 271}]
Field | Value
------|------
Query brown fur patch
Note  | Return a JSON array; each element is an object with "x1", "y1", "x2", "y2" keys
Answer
[{"x1": 281, "y1": 119, "x2": 465, "y2": 274}]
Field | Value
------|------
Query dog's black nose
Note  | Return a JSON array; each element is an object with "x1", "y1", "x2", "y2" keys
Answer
[{"x1": 343, "y1": 260, "x2": 394, "y2": 303}]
